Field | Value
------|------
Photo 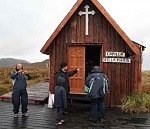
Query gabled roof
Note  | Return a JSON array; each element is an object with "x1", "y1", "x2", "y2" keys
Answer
[{"x1": 41, "y1": 0, "x2": 140, "y2": 55}]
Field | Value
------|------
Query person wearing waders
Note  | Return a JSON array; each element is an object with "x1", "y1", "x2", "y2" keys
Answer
[
  {"x1": 85, "y1": 66, "x2": 110, "y2": 124},
  {"x1": 10, "y1": 64, "x2": 30, "y2": 118},
  {"x1": 56, "y1": 62, "x2": 79, "y2": 113}
]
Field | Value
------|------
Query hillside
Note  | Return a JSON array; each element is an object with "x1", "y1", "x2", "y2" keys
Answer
[
  {"x1": 0, "y1": 58, "x2": 49, "y2": 68},
  {"x1": 0, "y1": 58, "x2": 30, "y2": 67},
  {"x1": 22, "y1": 59, "x2": 49, "y2": 68}
]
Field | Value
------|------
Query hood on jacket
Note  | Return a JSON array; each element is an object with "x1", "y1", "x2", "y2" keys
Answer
[
  {"x1": 56, "y1": 77, "x2": 65, "y2": 86},
  {"x1": 91, "y1": 66, "x2": 103, "y2": 73}
]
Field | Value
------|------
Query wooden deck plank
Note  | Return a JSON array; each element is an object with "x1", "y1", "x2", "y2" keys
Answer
[{"x1": 0, "y1": 101, "x2": 150, "y2": 128}]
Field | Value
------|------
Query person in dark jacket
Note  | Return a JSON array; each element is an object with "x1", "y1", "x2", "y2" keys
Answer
[
  {"x1": 54, "y1": 77, "x2": 67, "y2": 126},
  {"x1": 56, "y1": 62, "x2": 78, "y2": 113},
  {"x1": 85, "y1": 66, "x2": 110, "y2": 123},
  {"x1": 10, "y1": 64, "x2": 30, "y2": 118},
  {"x1": 56, "y1": 62, "x2": 79, "y2": 95}
]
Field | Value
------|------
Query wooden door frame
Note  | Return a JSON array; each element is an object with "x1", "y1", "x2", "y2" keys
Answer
[
  {"x1": 68, "y1": 45, "x2": 104, "y2": 93},
  {"x1": 68, "y1": 44, "x2": 104, "y2": 73}
]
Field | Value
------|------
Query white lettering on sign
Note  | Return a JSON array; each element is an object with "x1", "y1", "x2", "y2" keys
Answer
[
  {"x1": 105, "y1": 52, "x2": 125, "y2": 57},
  {"x1": 78, "y1": 5, "x2": 96, "y2": 35},
  {"x1": 103, "y1": 58, "x2": 131, "y2": 63}
]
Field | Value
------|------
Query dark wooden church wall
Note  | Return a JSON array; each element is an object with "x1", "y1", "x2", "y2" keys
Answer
[
  {"x1": 49, "y1": 28, "x2": 68, "y2": 93},
  {"x1": 48, "y1": 0, "x2": 142, "y2": 106}
]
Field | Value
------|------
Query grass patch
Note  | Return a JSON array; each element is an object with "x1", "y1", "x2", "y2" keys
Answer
[
  {"x1": 0, "y1": 86, "x2": 9, "y2": 96},
  {"x1": 27, "y1": 78, "x2": 45, "y2": 86},
  {"x1": 0, "y1": 67, "x2": 48, "y2": 95},
  {"x1": 142, "y1": 70, "x2": 150, "y2": 94},
  {"x1": 121, "y1": 92, "x2": 150, "y2": 113}
]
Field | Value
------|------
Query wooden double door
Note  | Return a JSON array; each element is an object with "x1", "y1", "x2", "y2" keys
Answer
[{"x1": 68, "y1": 45, "x2": 101, "y2": 93}]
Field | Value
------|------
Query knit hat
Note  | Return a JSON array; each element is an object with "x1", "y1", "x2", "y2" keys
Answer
[
  {"x1": 60, "y1": 62, "x2": 68, "y2": 68},
  {"x1": 93, "y1": 66, "x2": 100, "y2": 70}
]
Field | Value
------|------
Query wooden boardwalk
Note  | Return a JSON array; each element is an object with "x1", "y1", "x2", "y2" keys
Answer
[
  {"x1": 0, "y1": 101, "x2": 150, "y2": 129},
  {"x1": 0, "y1": 101, "x2": 56, "y2": 129},
  {"x1": 0, "y1": 82, "x2": 49, "y2": 102}
]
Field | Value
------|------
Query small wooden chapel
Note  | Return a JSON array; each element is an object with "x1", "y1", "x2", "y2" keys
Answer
[{"x1": 41, "y1": 0, "x2": 145, "y2": 107}]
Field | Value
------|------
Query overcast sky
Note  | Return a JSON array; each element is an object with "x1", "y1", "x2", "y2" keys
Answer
[{"x1": 0, "y1": 0, "x2": 149, "y2": 70}]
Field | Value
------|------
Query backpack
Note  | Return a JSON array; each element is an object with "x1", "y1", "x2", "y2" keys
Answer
[{"x1": 88, "y1": 75, "x2": 110, "y2": 97}]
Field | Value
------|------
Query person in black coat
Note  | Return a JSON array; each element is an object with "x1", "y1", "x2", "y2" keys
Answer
[
  {"x1": 54, "y1": 77, "x2": 67, "y2": 125},
  {"x1": 56, "y1": 62, "x2": 79, "y2": 95},
  {"x1": 85, "y1": 66, "x2": 110, "y2": 123}
]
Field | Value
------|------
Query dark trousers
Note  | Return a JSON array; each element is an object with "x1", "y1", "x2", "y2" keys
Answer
[
  {"x1": 56, "y1": 107, "x2": 64, "y2": 122},
  {"x1": 91, "y1": 98, "x2": 105, "y2": 122},
  {"x1": 12, "y1": 90, "x2": 28, "y2": 114}
]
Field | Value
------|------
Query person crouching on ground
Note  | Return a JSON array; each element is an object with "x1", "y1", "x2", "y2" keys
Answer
[
  {"x1": 54, "y1": 77, "x2": 67, "y2": 126},
  {"x1": 10, "y1": 64, "x2": 30, "y2": 118},
  {"x1": 85, "y1": 66, "x2": 110, "y2": 124}
]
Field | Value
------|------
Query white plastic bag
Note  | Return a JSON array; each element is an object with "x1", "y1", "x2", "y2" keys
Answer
[{"x1": 48, "y1": 92, "x2": 54, "y2": 108}]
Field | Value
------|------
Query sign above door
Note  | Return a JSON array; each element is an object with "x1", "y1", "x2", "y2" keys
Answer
[{"x1": 103, "y1": 52, "x2": 131, "y2": 63}]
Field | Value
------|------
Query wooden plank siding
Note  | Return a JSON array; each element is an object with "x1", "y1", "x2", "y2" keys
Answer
[{"x1": 47, "y1": 0, "x2": 143, "y2": 106}]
